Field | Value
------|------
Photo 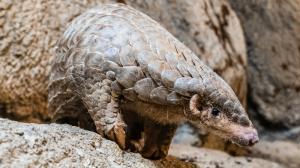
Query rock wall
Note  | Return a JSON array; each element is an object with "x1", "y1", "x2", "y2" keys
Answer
[{"x1": 229, "y1": 0, "x2": 300, "y2": 129}]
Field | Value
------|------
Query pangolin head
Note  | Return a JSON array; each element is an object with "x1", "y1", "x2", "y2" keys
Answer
[{"x1": 188, "y1": 74, "x2": 259, "y2": 146}]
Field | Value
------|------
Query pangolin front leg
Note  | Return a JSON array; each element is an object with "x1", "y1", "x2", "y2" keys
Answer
[
  {"x1": 67, "y1": 65, "x2": 127, "y2": 149},
  {"x1": 141, "y1": 119, "x2": 177, "y2": 160},
  {"x1": 123, "y1": 110, "x2": 144, "y2": 152}
]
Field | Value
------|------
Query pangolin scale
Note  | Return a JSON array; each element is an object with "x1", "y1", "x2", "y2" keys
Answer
[{"x1": 48, "y1": 4, "x2": 258, "y2": 160}]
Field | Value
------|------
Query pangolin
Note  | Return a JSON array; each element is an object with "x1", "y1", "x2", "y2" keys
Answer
[{"x1": 48, "y1": 3, "x2": 259, "y2": 159}]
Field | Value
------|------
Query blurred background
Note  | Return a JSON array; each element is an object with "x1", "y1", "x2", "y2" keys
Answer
[{"x1": 0, "y1": 0, "x2": 299, "y2": 167}]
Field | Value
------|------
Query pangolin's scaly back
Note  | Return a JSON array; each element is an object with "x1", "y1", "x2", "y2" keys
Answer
[{"x1": 50, "y1": 4, "x2": 237, "y2": 106}]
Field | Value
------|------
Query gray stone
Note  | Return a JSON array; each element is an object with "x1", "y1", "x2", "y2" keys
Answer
[
  {"x1": 0, "y1": 118, "x2": 283, "y2": 168},
  {"x1": 229, "y1": 0, "x2": 300, "y2": 128}
]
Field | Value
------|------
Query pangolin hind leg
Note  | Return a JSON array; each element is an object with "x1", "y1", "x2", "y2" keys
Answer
[
  {"x1": 52, "y1": 96, "x2": 96, "y2": 132},
  {"x1": 141, "y1": 119, "x2": 177, "y2": 160},
  {"x1": 55, "y1": 107, "x2": 97, "y2": 132},
  {"x1": 67, "y1": 65, "x2": 127, "y2": 149}
]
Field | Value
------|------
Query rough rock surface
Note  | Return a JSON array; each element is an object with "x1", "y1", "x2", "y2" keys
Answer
[
  {"x1": 172, "y1": 124, "x2": 300, "y2": 168},
  {"x1": 0, "y1": 118, "x2": 282, "y2": 168},
  {"x1": 0, "y1": 0, "x2": 115, "y2": 122},
  {"x1": 229, "y1": 0, "x2": 300, "y2": 128},
  {"x1": 248, "y1": 140, "x2": 300, "y2": 168},
  {"x1": 170, "y1": 144, "x2": 282, "y2": 168},
  {"x1": 0, "y1": 118, "x2": 192, "y2": 168}
]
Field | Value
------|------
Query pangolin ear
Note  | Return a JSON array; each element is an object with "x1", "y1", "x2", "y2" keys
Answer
[{"x1": 189, "y1": 94, "x2": 201, "y2": 116}]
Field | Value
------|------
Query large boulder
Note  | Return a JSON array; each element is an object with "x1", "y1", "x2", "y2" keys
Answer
[
  {"x1": 0, "y1": 118, "x2": 282, "y2": 168},
  {"x1": 228, "y1": 0, "x2": 300, "y2": 128},
  {"x1": 0, "y1": 118, "x2": 191, "y2": 168},
  {"x1": 170, "y1": 144, "x2": 282, "y2": 168},
  {"x1": 248, "y1": 140, "x2": 300, "y2": 168}
]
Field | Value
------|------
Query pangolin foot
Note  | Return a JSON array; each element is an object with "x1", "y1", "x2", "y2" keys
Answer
[{"x1": 106, "y1": 121, "x2": 127, "y2": 150}]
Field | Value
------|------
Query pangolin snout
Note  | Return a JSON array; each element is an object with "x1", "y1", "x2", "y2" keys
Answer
[
  {"x1": 243, "y1": 129, "x2": 259, "y2": 146},
  {"x1": 232, "y1": 127, "x2": 259, "y2": 146}
]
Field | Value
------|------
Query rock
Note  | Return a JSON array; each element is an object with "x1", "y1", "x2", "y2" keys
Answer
[
  {"x1": 248, "y1": 140, "x2": 300, "y2": 168},
  {"x1": 169, "y1": 144, "x2": 283, "y2": 168},
  {"x1": 172, "y1": 125, "x2": 300, "y2": 167},
  {"x1": 0, "y1": 118, "x2": 192, "y2": 168},
  {"x1": 228, "y1": 0, "x2": 300, "y2": 128},
  {"x1": 262, "y1": 126, "x2": 300, "y2": 142},
  {"x1": 0, "y1": 118, "x2": 282, "y2": 168},
  {"x1": 0, "y1": 0, "x2": 115, "y2": 123},
  {"x1": 172, "y1": 123, "x2": 201, "y2": 146}
]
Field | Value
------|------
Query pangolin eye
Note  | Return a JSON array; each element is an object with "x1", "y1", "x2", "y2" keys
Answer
[{"x1": 212, "y1": 107, "x2": 221, "y2": 116}]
